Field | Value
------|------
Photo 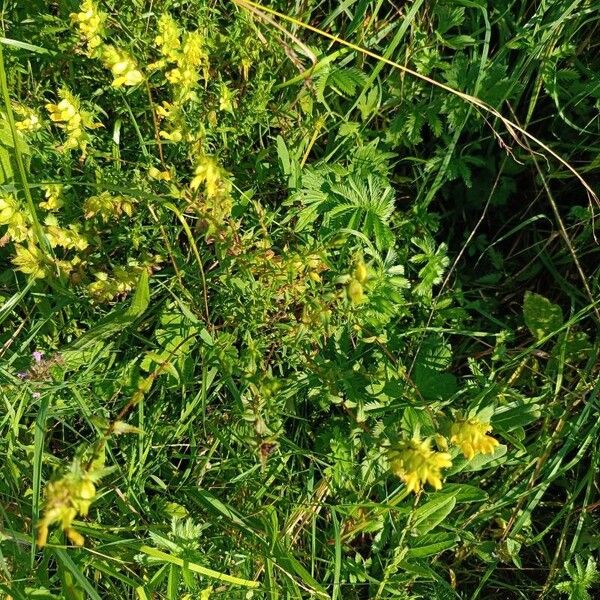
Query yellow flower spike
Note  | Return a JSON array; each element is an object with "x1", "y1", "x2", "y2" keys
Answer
[
  {"x1": 37, "y1": 472, "x2": 98, "y2": 548},
  {"x1": 389, "y1": 437, "x2": 452, "y2": 493},
  {"x1": 65, "y1": 528, "x2": 85, "y2": 547},
  {"x1": 155, "y1": 14, "x2": 181, "y2": 62},
  {"x1": 450, "y1": 418, "x2": 500, "y2": 460},
  {"x1": 40, "y1": 185, "x2": 64, "y2": 211},
  {"x1": 354, "y1": 259, "x2": 368, "y2": 284},
  {"x1": 101, "y1": 46, "x2": 143, "y2": 88},
  {"x1": 148, "y1": 166, "x2": 173, "y2": 181},
  {"x1": 14, "y1": 104, "x2": 42, "y2": 133},
  {"x1": 70, "y1": 0, "x2": 106, "y2": 56}
]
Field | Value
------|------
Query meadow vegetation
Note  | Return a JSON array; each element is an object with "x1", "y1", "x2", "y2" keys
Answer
[{"x1": 0, "y1": 0, "x2": 599, "y2": 598}]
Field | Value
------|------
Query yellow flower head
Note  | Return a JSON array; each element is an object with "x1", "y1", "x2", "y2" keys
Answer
[
  {"x1": 190, "y1": 154, "x2": 231, "y2": 200},
  {"x1": 450, "y1": 418, "x2": 500, "y2": 460},
  {"x1": 13, "y1": 243, "x2": 48, "y2": 278},
  {"x1": 46, "y1": 89, "x2": 100, "y2": 155},
  {"x1": 101, "y1": 46, "x2": 143, "y2": 87},
  {"x1": 155, "y1": 14, "x2": 181, "y2": 63},
  {"x1": 14, "y1": 104, "x2": 42, "y2": 133},
  {"x1": 0, "y1": 193, "x2": 30, "y2": 242},
  {"x1": 389, "y1": 437, "x2": 452, "y2": 493},
  {"x1": 37, "y1": 473, "x2": 97, "y2": 548},
  {"x1": 70, "y1": 0, "x2": 106, "y2": 55},
  {"x1": 41, "y1": 185, "x2": 64, "y2": 211}
]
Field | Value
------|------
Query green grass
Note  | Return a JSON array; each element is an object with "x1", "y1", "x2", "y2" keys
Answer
[{"x1": 1, "y1": 0, "x2": 599, "y2": 598}]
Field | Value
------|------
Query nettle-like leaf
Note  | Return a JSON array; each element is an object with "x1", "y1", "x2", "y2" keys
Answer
[{"x1": 523, "y1": 291, "x2": 563, "y2": 340}]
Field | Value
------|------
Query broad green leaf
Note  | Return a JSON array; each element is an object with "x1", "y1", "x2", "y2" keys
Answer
[
  {"x1": 523, "y1": 291, "x2": 563, "y2": 340},
  {"x1": 412, "y1": 494, "x2": 456, "y2": 534},
  {"x1": 407, "y1": 532, "x2": 458, "y2": 558}
]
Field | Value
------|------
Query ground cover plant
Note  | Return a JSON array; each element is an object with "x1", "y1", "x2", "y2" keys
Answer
[{"x1": 0, "y1": 0, "x2": 599, "y2": 598}]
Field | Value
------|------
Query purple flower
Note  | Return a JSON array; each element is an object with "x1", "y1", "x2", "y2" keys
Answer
[
  {"x1": 17, "y1": 372, "x2": 29, "y2": 379},
  {"x1": 32, "y1": 351, "x2": 44, "y2": 363}
]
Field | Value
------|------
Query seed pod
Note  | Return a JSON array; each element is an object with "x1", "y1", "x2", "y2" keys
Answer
[
  {"x1": 354, "y1": 261, "x2": 368, "y2": 283},
  {"x1": 347, "y1": 279, "x2": 365, "y2": 304}
]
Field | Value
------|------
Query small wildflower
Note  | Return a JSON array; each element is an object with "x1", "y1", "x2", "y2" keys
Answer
[
  {"x1": 190, "y1": 154, "x2": 231, "y2": 199},
  {"x1": 14, "y1": 105, "x2": 42, "y2": 133},
  {"x1": 13, "y1": 243, "x2": 48, "y2": 279},
  {"x1": 148, "y1": 166, "x2": 173, "y2": 181},
  {"x1": 40, "y1": 185, "x2": 64, "y2": 211},
  {"x1": 37, "y1": 466, "x2": 98, "y2": 548},
  {"x1": 450, "y1": 418, "x2": 500, "y2": 460},
  {"x1": 101, "y1": 46, "x2": 143, "y2": 88},
  {"x1": 70, "y1": 0, "x2": 106, "y2": 55},
  {"x1": 389, "y1": 437, "x2": 452, "y2": 493},
  {"x1": 46, "y1": 88, "x2": 101, "y2": 155},
  {"x1": 154, "y1": 14, "x2": 181, "y2": 64},
  {"x1": 0, "y1": 193, "x2": 30, "y2": 242},
  {"x1": 32, "y1": 351, "x2": 44, "y2": 363}
]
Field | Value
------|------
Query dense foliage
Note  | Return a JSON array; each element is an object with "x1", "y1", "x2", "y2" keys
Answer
[{"x1": 1, "y1": 0, "x2": 599, "y2": 598}]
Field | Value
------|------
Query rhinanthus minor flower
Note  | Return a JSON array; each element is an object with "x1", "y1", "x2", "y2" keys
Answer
[
  {"x1": 46, "y1": 88, "x2": 101, "y2": 155},
  {"x1": 450, "y1": 418, "x2": 500, "y2": 460},
  {"x1": 70, "y1": 0, "x2": 106, "y2": 55},
  {"x1": 389, "y1": 437, "x2": 452, "y2": 493},
  {"x1": 101, "y1": 46, "x2": 143, "y2": 87},
  {"x1": 37, "y1": 469, "x2": 97, "y2": 548}
]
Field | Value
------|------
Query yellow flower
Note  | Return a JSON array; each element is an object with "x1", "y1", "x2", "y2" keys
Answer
[
  {"x1": 46, "y1": 89, "x2": 100, "y2": 155},
  {"x1": 14, "y1": 105, "x2": 42, "y2": 132},
  {"x1": 0, "y1": 193, "x2": 30, "y2": 242},
  {"x1": 450, "y1": 419, "x2": 500, "y2": 460},
  {"x1": 70, "y1": 0, "x2": 106, "y2": 55},
  {"x1": 148, "y1": 166, "x2": 173, "y2": 181},
  {"x1": 389, "y1": 437, "x2": 452, "y2": 493},
  {"x1": 101, "y1": 46, "x2": 143, "y2": 88},
  {"x1": 40, "y1": 185, "x2": 64, "y2": 211},
  {"x1": 45, "y1": 216, "x2": 89, "y2": 251},
  {"x1": 155, "y1": 14, "x2": 181, "y2": 63},
  {"x1": 190, "y1": 154, "x2": 231, "y2": 199},
  {"x1": 37, "y1": 473, "x2": 97, "y2": 548},
  {"x1": 159, "y1": 129, "x2": 183, "y2": 142},
  {"x1": 84, "y1": 191, "x2": 135, "y2": 221}
]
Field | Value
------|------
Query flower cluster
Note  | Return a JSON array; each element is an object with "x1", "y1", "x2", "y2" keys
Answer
[
  {"x1": 152, "y1": 14, "x2": 208, "y2": 103},
  {"x1": 0, "y1": 193, "x2": 30, "y2": 242},
  {"x1": 389, "y1": 437, "x2": 452, "y2": 493},
  {"x1": 151, "y1": 13, "x2": 209, "y2": 141},
  {"x1": 84, "y1": 191, "x2": 136, "y2": 221},
  {"x1": 69, "y1": 0, "x2": 105, "y2": 55},
  {"x1": 70, "y1": 1, "x2": 142, "y2": 87},
  {"x1": 346, "y1": 258, "x2": 369, "y2": 304},
  {"x1": 45, "y1": 88, "x2": 101, "y2": 155},
  {"x1": 37, "y1": 466, "x2": 97, "y2": 548},
  {"x1": 450, "y1": 419, "x2": 500, "y2": 460},
  {"x1": 14, "y1": 104, "x2": 42, "y2": 133},
  {"x1": 389, "y1": 418, "x2": 500, "y2": 493},
  {"x1": 101, "y1": 46, "x2": 143, "y2": 88}
]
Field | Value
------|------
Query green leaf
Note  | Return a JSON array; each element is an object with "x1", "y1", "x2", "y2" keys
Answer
[
  {"x1": 523, "y1": 291, "x2": 563, "y2": 340},
  {"x1": 412, "y1": 494, "x2": 456, "y2": 534},
  {"x1": 406, "y1": 532, "x2": 458, "y2": 558}
]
